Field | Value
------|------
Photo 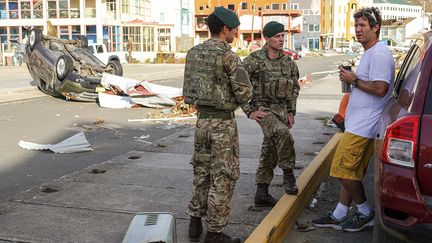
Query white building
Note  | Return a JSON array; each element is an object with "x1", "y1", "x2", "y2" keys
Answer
[
  {"x1": 151, "y1": 0, "x2": 195, "y2": 51},
  {"x1": 381, "y1": 16, "x2": 430, "y2": 46},
  {"x1": 373, "y1": 0, "x2": 422, "y2": 20},
  {"x1": 0, "y1": 0, "x2": 176, "y2": 64}
]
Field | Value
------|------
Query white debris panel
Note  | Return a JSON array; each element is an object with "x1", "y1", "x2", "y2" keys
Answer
[
  {"x1": 18, "y1": 131, "x2": 93, "y2": 153},
  {"x1": 98, "y1": 73, "x2": 180, "y2": 109}
]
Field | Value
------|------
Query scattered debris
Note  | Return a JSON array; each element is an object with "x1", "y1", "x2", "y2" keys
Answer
[
  {"x1": 18, "y1": 131, "x2": 93, "y2": 153},
  {"x1": 89, "y1": 169, "x2": 107, "y2": 174},
  {"x1": 295, "y1": 221, "x2": 317, "y2": 232},
  {"x1": 128, "y1": 116, "x2": 197, "y2": 123}
]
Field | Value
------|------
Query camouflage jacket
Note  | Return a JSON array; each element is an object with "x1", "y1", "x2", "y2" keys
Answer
[
  {"x1": 243, "y1": 43, "x2": 300, "y2": 115},
  {"x1": 183, "y1": 38, "x2": 252, "y2": 113}
]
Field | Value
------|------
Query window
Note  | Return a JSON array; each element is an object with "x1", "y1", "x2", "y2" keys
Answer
[
  {"x1": 241, "y1": 2, "x2": 247, "y2": 10},
  {"x1": 8, "y1": 0, "x2": 18, "y2": 19},
  {"x1": 308, "y1": 38, "x2": 319, "y2": 49},
  {"x1": 196, "y1": 17, "x2": 208, "y2": 31},
  {"x1": 33, "y1": 0, "x2": 43, "y2": 18},
  {"x1": 59, "y1": 0, "x2": 68, "y2": 18},
  {"x1": 20, "y1": 1, "x2": 31, "y2": 19},
  {"x1": 158, "y1": 28, "x2": 171, "y2": 52},
  {"x1": 199, "y1": 5, "x2": 203, "y2": 10},
  {"x1": 0, "y1": 27, "x2": 6, "y2": 47},
  {"x1": 227, "y1": 4, "x2": 234, "y2": 10},
  {"x1": 142, "y1": 27, "x2": 154, "y2": 51},
  {"x1": 85, "y1": 0, "x2": 96, "y2": 17},
  {"x1": 0, "y1": 0, "x2": 5, "y2": 19},
  {"x1": 123, "y1": 26, "x2": 141, "y2": 51},
  {"x1": 86, "y1": 25, "x2": 96, "y2": 44},
  {"x1": 71, "y1": 25, "x2": 80, "y2": 39},
  {"x1": 308, "y1": 24, "x2": 320, "y2": 32},
  {"x1": 48, "y1": 0, "x2": 57, "y2": 18},
  {"x1": 282, "y1": 3, "x2": 287, "y2": 10},
  {"x1": 290, "y1": 3, "x2": 299, "y2": 10},
  {"x1": 160, "y1": 13, "x2": 164, "y2": 22},
  {"x1": 70, "y1": 0, "x2": 80, "y2": 18},
  {"x1": 59, "y1": 26, "x2": 69, "y2": 39},
  {"x1": 265, "y1": 5, "x2": 270, "y2": 10},
  {"x1": 272, "y1": 4, "x2": 279, "y2": 10},
  {"x1": 258, "y1": 6, "x2": 262, "y2": 11},
  {"x1": 121, "y1": 0, "x2": 129, "y2": 14}
]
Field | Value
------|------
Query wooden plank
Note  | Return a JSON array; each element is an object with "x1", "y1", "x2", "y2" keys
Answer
[{"x1": 245, "y1": 132, "x2": 342, "y2": 243}]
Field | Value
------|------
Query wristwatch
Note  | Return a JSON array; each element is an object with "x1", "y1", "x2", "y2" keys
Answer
[{"x1": 352, "y1": 78, "x2": 359, "y2": 88}]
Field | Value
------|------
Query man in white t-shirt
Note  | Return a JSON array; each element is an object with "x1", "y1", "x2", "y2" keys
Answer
[{"x1": 313, "y1": 7, "x2": 395, "y2": 232}]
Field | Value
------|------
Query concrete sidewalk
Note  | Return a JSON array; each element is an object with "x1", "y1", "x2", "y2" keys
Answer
[{"x1": 0, "y1": 73, "x2": 343, "y2": 242}]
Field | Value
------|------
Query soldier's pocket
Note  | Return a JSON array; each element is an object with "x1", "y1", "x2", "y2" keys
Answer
[
  {"x1": 340, "y1": 146, "x2": 364, "y2": 170},
  {"x1": 221, "y1": 145, "x2": 240, "y2": 181}
]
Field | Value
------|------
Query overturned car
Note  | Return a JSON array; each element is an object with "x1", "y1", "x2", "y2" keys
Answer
[{"x1": 24, "y1": 28, "x2": 123, "y2": 101}]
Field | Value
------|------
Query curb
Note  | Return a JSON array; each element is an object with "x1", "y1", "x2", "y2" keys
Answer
[{"x1": 246, "y1": 132, "x2": 342, "y2": 243}]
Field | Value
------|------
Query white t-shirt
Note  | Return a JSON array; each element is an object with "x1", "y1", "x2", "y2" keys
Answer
[{"x1": 345, "y1": 42, "x2": 395, "y2": 139}]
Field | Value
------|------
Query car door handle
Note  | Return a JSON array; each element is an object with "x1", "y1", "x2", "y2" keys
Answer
[{"x1": 424, "y1": 164, "x2": 432, "y2": 168}]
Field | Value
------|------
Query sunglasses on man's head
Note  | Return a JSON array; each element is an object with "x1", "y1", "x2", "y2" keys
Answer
[{"x1": 362, "y1": 9, "x2": 377, "y2": 23}]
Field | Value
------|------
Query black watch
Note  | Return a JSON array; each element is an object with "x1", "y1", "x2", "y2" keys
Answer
[{"x1": 352, "y1": 78, "x2": 359, "y2": 88}]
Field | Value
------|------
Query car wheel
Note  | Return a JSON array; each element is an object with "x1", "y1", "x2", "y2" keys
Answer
[
  {"x1": 29, "y1": 28, "x2": 43, "y2": 50},
  {"x1": 372, "y1": 214, "x2": 404, "y2": 243},
  {"x1": 77, "y1": 35, "x2": 88, "y2": 49},
  {"x1": 106, "y1": 59, "x2": 123, "y2": 76},
  {"x1": 56, "y1": 55, "x2": 74, "y2": 81}
]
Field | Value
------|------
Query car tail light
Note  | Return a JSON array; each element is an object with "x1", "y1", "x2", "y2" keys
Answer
[{"x1": 381, "y1": 115, "x2": 420, "y2": 168}]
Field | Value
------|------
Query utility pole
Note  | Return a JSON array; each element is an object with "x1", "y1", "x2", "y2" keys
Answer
[{"x1": 250, "y1": 0, "x2": 257, "y2": 48}]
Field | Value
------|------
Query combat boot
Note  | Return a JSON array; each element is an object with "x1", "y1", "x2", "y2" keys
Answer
[
  {"x1": 254, "y1": 183, "x2": 278, "y2": 207},
  {"x1": 204, "y1": 232, "x2": 241, "y2": 243},
  {"x1": 188, "y1": 216, "x2": 203, "y2": 242},
  {"x1": 283, "y1": 169, "x2": 298, "y2": 195}
]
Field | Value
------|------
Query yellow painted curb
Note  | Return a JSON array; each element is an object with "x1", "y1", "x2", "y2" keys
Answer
[{"x1": 246, "y1": 132, "x2": 342, "y2": 243}]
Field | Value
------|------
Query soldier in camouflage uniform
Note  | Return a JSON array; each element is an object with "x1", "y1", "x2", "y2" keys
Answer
[
  {"x1": 183, "y1": 7, "x2": 266, "y2": 243},
  {"x1": 243, "y1": 21, "x2": 301, "y2": 207}
]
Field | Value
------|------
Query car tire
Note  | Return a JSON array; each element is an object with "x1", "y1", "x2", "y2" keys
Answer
[
  {"x1": 106, "y1": 59, "x2": 123, "y2": 76},
  {"x1": 29, "y1": 28, "x2": 43, "y2": 50},
  {"x1": 77, "y1": 35, "x2": 88, "y2": 49},
  {"x1": 372, "y1": 215, "x2": 404, "y2": 243},
  {"x1": 56, "y1": 55, "x2": 74, "y2": 81}
]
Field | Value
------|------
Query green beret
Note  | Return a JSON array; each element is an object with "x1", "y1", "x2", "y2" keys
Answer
[
  {"x1": 263, "y1": 21, "x2": 285, "y2": 37},
  {"x1": 213, "y1": 7, "x2": 240, "y2": 29}
]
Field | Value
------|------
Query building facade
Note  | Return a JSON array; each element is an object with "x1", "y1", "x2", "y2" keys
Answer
[
  {"x1": 291, "y1": 0, "x2": 320, "y2": 51},
  {"x1": 373, "y1": 0, "x2": 422, "y2": 20},
  {"x1": 151, "y1": 0, "x2": 195, "y2": 52},
  {"x1": 0, "y1": 0, "x2": 175, "y2": 63},
  {"x1": 320, "y1": 0, "x2": 372, "y2": 50},
  {"x1": 194, "y1": 0, "x2": 302, "y2": 49}
]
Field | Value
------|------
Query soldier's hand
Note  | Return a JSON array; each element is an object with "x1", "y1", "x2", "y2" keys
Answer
[
  {"x1": 249, "y1": 111, "x2": 267, "y2": 122},
  {"x1": 287, "y1": 113, "x2": 295, "y2": 129}
]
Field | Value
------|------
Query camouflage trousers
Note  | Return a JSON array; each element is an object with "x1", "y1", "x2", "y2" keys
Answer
[
  {"x1": 187, "y1": 117, "x2": 240, "y2": 233},
  {"x1": 256, "y1": 109, "x2": 296, "y2": 185}
]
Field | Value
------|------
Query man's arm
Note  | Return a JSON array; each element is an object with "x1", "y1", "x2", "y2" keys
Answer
[
  {"x1": 339, "y1": 68, "x2": 389, "y2": 97},
  {"x1": 242, "y1": 55, "x2": 267, "y2": 121}
]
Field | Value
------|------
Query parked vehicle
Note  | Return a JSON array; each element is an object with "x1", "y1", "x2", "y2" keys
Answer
[
  {"x1": 24, "y1": 28, "x2": 123, "y2": 101},
  {"x1": 282, "y1": 48, "x2": 299, "y2": 60},
  {"x1": 87, "y1": 43, "x2": 126, "y2": 76},
  {"x1": 373, "y1": 31, "x2": 432, "y2": 243}
]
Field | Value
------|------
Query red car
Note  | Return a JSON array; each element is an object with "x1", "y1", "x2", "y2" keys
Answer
[
  {"x1": 282, "y1": 48, "x2": 299, "y2": 60},
  {"x1": 373, "y1": 31, "x2": 432, "y2": 242}
]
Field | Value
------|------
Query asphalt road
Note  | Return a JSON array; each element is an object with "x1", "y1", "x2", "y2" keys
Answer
[{"x1": 0, "y1": 55, "x2": 346, "y2": 200}]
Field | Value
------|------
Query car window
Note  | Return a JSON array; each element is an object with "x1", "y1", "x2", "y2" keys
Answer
[
  {"x1": 425, "y1": 78, "x2": 432, "y2": 114},
  {"x1": 87, "y1": 46, "x2": 95, "y2": 54},
  {"x1": 393, "y1": 44, "x2": 421, "y2": 95},
  {"x1": 96, "y1": 45, "x2": 103, "y2": 53}
]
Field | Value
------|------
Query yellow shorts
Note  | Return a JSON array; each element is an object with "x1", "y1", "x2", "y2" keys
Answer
[{"x1": 330, "y1": 132, "x2": 374, "y2": 181}]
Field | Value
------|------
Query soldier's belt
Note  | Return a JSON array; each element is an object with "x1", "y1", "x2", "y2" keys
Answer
[{"x1": 198, "y1": 111, "x2": 235, "y2": 120}]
